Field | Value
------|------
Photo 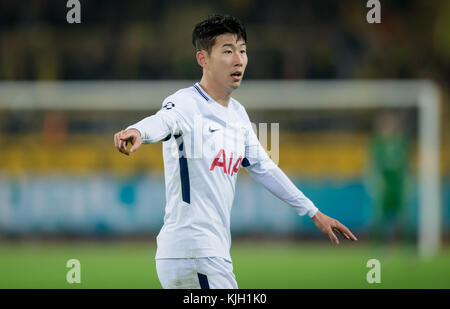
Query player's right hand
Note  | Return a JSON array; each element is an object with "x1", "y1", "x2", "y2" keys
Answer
[{"x1": 114, "y1": 129, "x2": 142, "y2": 156}]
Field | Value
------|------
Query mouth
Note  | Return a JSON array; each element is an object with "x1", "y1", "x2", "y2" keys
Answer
[{"x1": 230, "y1": 71, "x2": 242, "y2": 81}]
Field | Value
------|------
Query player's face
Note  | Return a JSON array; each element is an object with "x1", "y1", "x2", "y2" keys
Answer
[{"x1": 206, "y1": 33, "x2": 247, "y2": 91}]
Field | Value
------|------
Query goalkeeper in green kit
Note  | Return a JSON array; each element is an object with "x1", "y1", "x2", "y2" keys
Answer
[{"x1": 368, "y1": 112, "x2": 411, "y2": 245}]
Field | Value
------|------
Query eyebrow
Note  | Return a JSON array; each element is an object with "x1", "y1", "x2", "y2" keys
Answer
[{"x1": 222, "y1": 43, "x2": 247, "y2": 48}]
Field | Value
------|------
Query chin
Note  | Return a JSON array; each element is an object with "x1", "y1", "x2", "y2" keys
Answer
[{"x1": 229, "y1": 81, "x2": 242, "y2": 90}]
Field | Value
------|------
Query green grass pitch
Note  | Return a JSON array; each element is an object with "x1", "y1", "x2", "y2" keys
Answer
[{"x1": 1, "y1": 239, "x2": 449, "y2": 289}]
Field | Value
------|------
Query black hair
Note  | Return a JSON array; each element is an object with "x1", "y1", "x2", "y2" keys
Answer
[{"x1": 192, "y1": 14, "x2": 247, "y2": 54}]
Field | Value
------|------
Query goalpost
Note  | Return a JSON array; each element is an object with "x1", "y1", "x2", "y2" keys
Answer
[{"x1": 0, "y1": 80, "x2": 441, "y2": 259}]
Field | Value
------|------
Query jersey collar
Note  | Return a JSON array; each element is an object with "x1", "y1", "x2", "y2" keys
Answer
[
  {"x1": 193, "y1": 83, "x2": 231, "y2": 126},
  {"x1": 193, "y1": 83, "x2": 212, "y2": 102}
]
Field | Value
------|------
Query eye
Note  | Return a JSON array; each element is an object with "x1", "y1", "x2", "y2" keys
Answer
[
  {"x1": 240, "y1": 50, "x2": 246, "y2": 54},
  {"x1": 224, "y1": 50, "x2": 232, "y2": 54}
]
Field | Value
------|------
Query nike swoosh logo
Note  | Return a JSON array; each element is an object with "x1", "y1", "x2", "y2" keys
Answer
[{"x1": 209, "y1": 127, "x2": 220, "y2": 133}]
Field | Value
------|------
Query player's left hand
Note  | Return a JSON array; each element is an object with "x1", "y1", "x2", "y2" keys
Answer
[{"x1": 311, "y1": 210, "x2": 358, "y2": 245}]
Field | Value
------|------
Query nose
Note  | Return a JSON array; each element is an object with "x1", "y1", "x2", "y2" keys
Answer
[{"x1": 233, "y1": 52, "x2": 244, "y2": 67}]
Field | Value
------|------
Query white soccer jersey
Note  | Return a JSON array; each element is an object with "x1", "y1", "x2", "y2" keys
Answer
[{"x1": 127, "y1": 82, "x2": 318, "y2": 261}]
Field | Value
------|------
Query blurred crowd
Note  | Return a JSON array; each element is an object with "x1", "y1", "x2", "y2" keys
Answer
[{"x1": 0, "y1": 0, "x2": 448, "y2": 83}]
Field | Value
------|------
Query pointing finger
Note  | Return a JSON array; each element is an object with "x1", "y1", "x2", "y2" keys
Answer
[
  {"x1": 117, "y1": 130, "x2": 130, "y2": 155},
  {"x1": 114, "y1": 131, "x2": 129, "y2": 156},
  {"x1": 114, "y1": 133, "x2": 123, "y2": 152}
]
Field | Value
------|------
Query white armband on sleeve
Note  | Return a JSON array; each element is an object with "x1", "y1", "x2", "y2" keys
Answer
[{"x1": 245, "y1": 159, "x2": 319, "y2": 218}]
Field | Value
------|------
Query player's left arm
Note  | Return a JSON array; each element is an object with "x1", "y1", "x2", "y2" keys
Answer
[{"x1": 242, "y1": 125, "x2": 357, "y2": 244}]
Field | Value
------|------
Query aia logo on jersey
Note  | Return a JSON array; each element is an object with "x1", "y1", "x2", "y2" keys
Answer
[{"x1": 210, "y1": 149, "x2": 242, "y2": 176}]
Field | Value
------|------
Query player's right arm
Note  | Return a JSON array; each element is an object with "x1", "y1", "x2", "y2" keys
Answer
[{"x1": 113, "y1": 96, "x2": 188, "y2": 156}]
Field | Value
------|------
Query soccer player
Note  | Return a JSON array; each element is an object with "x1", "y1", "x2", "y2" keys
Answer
[
  {"x1": 114, "y1": 14, "x2": 357, "y2": 289},
  {"x1": 368, "y1": 112, "x2": 411, "y2": 245}
]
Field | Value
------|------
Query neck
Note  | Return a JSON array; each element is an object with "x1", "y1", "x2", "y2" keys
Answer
[{"x1": 199, "y1": 77, "x2": 231, "y2": 107}]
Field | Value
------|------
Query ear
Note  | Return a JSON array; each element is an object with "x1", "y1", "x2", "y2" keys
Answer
[{"x1": 196, "y1": 50, "x2": 208, "y2": 69}]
